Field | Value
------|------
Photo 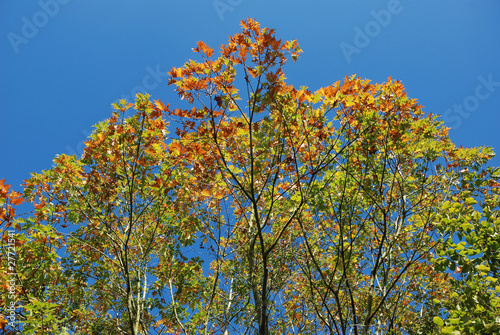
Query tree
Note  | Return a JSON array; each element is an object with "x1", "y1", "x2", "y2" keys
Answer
[
  {"x1": 1, "y1": 18, "x2": 499, "y2": 334},
  {"x1": 432, "y1": 165, "x2": 500, "y2": 334}
]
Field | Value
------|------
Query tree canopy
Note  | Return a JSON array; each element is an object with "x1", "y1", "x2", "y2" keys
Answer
[{"x1": 1, "y1": 18, "x2": 499, "y2": 335}]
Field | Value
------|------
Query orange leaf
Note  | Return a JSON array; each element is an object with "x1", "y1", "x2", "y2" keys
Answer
[
  {"x1": 200, "y1": 189, "x2": 211, "y2": 198},
  {"x1": 0, "y1": 179, "x2": 10, "y2": 197},
  {"x1": 169, "y1": 142, "x2": 183, "y2": 156},
  {"x1": 9, "y1": 191, "x2": 24, "y2": 206},
  {"x1": 194, "y1": 41, "x2": 214, "y2": 57},
  {"x1": 0, "y1": 315, "x2": 7, "y2": 330}
]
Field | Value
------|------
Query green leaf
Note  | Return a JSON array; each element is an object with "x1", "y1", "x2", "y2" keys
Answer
[
  {"x1": 476, "y1": 264, "x2": 490, "y2": 272},
  {"x1": 433, "y1": 316, "x2": 444, "y2": 327},
  {"x1": 442, "y1": 326, "x2": 459, "y2": 334},
  {"x1": 465, "y1": 197, "x2": 477, "y2": 206}
]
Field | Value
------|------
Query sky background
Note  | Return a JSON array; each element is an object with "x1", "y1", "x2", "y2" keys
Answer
[{"x1": 1, "y1": 0, "x2": 500, "y2": 194}]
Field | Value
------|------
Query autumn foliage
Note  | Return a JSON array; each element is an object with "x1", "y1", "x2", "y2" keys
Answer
[{"x1": 1, "y1": 18, "x2": 499, "y2": 335}]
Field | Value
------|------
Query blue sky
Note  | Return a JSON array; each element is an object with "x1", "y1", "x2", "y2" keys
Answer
[{"x1": 1, "y1": 0, "x2": 500, "y2": 193}]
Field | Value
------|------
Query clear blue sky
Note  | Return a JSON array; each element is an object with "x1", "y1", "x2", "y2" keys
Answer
[{"x1": 2, "y1": 0, "x2": 500, "y2": 192}]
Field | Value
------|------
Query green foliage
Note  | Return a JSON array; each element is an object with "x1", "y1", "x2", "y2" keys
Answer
[{"x1": 432, "y1": 165, "x2": 500, "y2": 334}]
